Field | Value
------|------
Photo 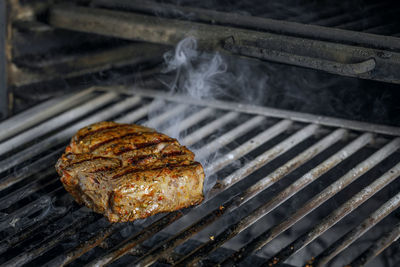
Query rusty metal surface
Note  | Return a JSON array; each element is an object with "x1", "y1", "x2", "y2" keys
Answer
[
  {"x1": 223, "y1": 37, "x2": 377, "y2": 76},
  {"x1": 92, "y1": 0, "x2": 400, "y2": 51},
  {"x1": 177, "y1": 132, "x2": 371, "y2": 266},
  {"x1": 311, "y1": 163, "x2": 400, "y2": 266},
  {"x1": 264, "y1": 138, "x2": 400, "y2": 266},
  {"x1": 349, "y1": 217, "x2": 400, "y2": 267},
  {"x1": 0, "y1": 89, "x2": 399, "y2": 266},
  {"x1": 126, "y1": 88, "x2": 400, "y2": 136},
  {"x1": 48, "y1": 4, "x2": 400, "y2": 84},
  {"x1": 9, "y1": 43, "x2": 168, "y2": 87}
]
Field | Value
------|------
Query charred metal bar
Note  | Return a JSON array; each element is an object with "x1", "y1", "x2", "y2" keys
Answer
[
  {"x1": 128, "y1": 88, "x2": 400, "y2": 136},
  {"x1": 230, "y1": 128, "x2": 347, "y2": 209},
  {"x1": 264, "y1": 138, "x2": 400, "y2": 266},
  {"x1": 0, "y1": 92, "x2": 121, "y2": 155},
  {"x1": 220, "y1": 133, "x2": 373, "y2": 266},
  {"x1": 176, "y1": 131, "x2": 370, "y2": 266},
  {"x1": 3, "y1": 212, "x2": 100, "y2": 267},
  {"x1": 182, "y1": 112, "x2": 239, "y2": 146},
  {"x1": 348, "y1": 220, "x2": 400, "y2": 267},
  {"x1": 48, "y1": 5, "x2": 400, "y2": 83},
  {"x1": 93, "y1": 0, "x2": 400, "y2": 51},
  {"x1": 205, "y1": 120, "x2": 292, "y2": 175},
  {"x1": 132, "y1": 198, "x2": 235, "y2": 267},
  {"x1": 115, "y1": 100, "x2": 163, "y2": 124},
  {"x1": 44, "y1": 223, "x2": 123, "y2": 267},
  {"x1": 145, "y1": 104, "x2": 188, "y2": 128},
  {"x1": 10, "y1": 43, "x2": 167, "y2": 87},
  {"x1": 220, "y1": 124, "x2": 318, "y2": 188},
  {"x1": 0, "y1": 201, "x2": 78, "y2": 255},
  {"x1": 0, "y1": 87, "x2": 95, "y2": 143},
  {"x1": 311, "y1": 163, "x2": 400, "y2": 266},
  {"x1": 223, "y1": 38, "x2": 376, "y2": 76},
  {"x1": 196, "y1": 115, "x2": 265, "y2": 159},
  {"x1": 165, "y1": 107, "x2": 215, "y2": 135},
  {"x1": 0, "y1": 168, "x2": 56, "y2": 210},
  {"x1": 84, "y1": 212, "x2": 184, "y2": 267},
  {"x1": 0, "y1": 187, "x2": 64, "y2": 232},
  {"x1": 0, "y1": 147, "x2": 62, "y2": 189}
]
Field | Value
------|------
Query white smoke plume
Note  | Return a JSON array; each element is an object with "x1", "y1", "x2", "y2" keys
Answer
[{"x1": 144, "y1": 36, "x2": 269, "y2": 194}]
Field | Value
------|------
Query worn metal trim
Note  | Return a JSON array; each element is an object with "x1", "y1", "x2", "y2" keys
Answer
[
  {"x1": 108, "y1": 87, "x2": 400, "y2": 136},
  {"x1": 48, "y1": 4, "x2": 400, "y2": 84}
]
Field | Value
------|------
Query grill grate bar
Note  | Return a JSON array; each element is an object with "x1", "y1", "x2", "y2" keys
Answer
[
  {"x1": 0, "y1": 168, "x2": 56, "y2": 210},
  {"x1": 219, "y1": 133, "x2": 373, "y2": 266},
  {"x1": 264, "y1": 137, "x2": 400, "y2": 266},
  {"x1": 235, "y1": 128, "x2": 347, "y2": 209},
  {"x1": 196, "y1": 115, "x2": 265, "y2": 160},
  {"x1": 144, "y1": 104, "x2": 188, "y2": 128},
  {"x1": 45, "y1": 223, "x2": 123, "y2": 267},
  {"x1": 220, "y1": 124, "x2": 319, "y2": 190},
  {"x1": 0, "y1": 200, "x2": 78, "y2": 255},
  {"x1": 311, "y1": 162, "x2": 400, "y2": 266},
  {"x1": 2, "y1": 211, "x2": 100, "y2": 267},
  {"x1": 205, "y1": 119, "x2": 292, "y2": 175},
  {"x1": 348, "y1": 216, "x2": 400, "y2": 267},
  {"x1": 0, "y1": 92, "x2": 120, "y2": 157},
  {"x1": 114, "y1": 100, "x2": 161, "y2": 124},
  {"x1": 0, "y1": 88, "x2": 95, "y2": 143},
  {"x1": 0, "y1": 147, "x2": 62, "y2": 190},
  {"x1": 182, "y1": 112, "x2": 239, "y2": 146},
  {"x1": 130, "y1": 89, "x2": 400, "y2": 136},
  {"x1": 84, "y1": 212, "x2": 184, "y2": 267},
  {"x1": 165, "y1": 107, "x2": 215, "y2": 134},
  {"x1": 0, "y1": 187, "x2": 65, "y2": 232}
]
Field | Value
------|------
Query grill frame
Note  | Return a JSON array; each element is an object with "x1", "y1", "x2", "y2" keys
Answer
[{"x1": 0, "y1": 86, "x2": 399, "y2": 266}]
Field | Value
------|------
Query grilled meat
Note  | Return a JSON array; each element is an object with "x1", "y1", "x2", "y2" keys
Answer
[{"x1": 56, "y1": 121, "x2": 204, "y2": 222}]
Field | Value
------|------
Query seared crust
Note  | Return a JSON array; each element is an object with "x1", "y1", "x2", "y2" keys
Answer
[{"x1": 56, "y1": 121, "x2": 204, "y2": 222}]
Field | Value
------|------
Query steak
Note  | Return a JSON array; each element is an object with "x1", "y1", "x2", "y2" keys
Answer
[{"x1": 55, "y1": 121, "x2": 204, "y2": 222}]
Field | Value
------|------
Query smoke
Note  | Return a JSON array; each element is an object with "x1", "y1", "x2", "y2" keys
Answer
[
  {"x1": 143, "y1": 37, "x2": 269, "y2": 194},
  {"x1": 158, "y1": 36, "x2": 268, "y2": 105},
  {"x1": 161, "y1": 37, "x2": 228, "y2": 99}
]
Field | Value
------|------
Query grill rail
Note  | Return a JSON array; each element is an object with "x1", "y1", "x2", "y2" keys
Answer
[{"x1": 0, "y1": 87, "x2": 399, "y2": 266}]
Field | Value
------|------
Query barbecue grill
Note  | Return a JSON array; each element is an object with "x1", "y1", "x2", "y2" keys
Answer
[{"x1": 1, "y1": 0, "x2": 400, "y2": 266}]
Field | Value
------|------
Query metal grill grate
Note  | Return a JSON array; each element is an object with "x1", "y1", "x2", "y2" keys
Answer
[{"x1": 0, "y1": 87, "x2": 399, "y2": 266}]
